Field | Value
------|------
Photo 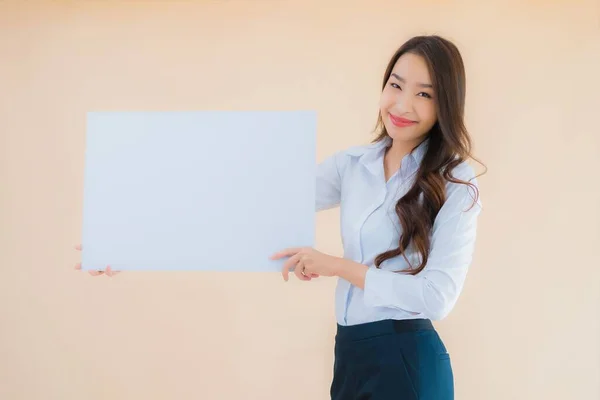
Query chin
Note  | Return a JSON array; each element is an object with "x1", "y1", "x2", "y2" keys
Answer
[{"x1": 384, "y1": 124, "x2": 420, "y2": 142}]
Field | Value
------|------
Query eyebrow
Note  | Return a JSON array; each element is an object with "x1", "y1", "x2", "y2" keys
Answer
[{"x1": 391, "y1": 73, "x2": 433, "y2": 89}]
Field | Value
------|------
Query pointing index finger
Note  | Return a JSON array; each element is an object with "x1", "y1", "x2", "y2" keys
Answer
[{"x1": 270, "y1": 247, "x2": 301, "y2": 260}]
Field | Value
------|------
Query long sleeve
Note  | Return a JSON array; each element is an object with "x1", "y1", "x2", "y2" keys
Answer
[
  {"x1": 315, "y1": 151, "x2": 345, "y2": 211},
  {"x1": 363, "y1": 175, "x2": 482, "y2": 321}
]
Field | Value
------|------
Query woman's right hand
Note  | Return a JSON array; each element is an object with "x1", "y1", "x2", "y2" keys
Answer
[{"x1": 74, "y1": 244, "x2": 120, "y2": 277}]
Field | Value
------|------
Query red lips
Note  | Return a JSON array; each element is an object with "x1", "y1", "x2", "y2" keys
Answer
[{"x1": 389, "y1": 113, "x2": 417, "y2": 127}]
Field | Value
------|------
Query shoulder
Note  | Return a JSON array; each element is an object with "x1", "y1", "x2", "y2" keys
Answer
[
  {"x1": 446, "y1": 160, "x2": 478, "y2": 187},
  {"x1": 440, "y1": 159, "x2": 483, "y2": 216}
]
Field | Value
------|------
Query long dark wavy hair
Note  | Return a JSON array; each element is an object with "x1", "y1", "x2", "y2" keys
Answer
[{"x1": 373, "y1": 35, "x2": 485, "y2": 275}]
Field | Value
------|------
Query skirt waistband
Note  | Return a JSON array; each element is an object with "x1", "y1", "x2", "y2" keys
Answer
[{"x1": 335, "y1": 318, "x2": 434, "y2": 342}]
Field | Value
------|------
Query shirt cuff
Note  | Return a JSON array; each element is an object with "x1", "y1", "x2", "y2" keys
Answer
[{"x1": 363, "y1": 267, "x2": 423, "y2": 313}]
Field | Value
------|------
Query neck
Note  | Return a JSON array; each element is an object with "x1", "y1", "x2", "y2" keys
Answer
[
  {"x1": 386, "y1": 139, "x2": 413, "y2": 162},
  {"x1": 383, "y1": 137, "x2": 423, "y2": 181}
]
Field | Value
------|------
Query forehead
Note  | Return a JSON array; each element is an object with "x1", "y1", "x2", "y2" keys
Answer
[{"x1": 391, "y1": 53, "x2": 432, "y2": 84}]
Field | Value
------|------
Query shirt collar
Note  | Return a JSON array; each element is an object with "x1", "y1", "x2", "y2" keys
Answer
[
  {"x1": 410, "y1": 137, "x2": 429, "y2": 166},
  {"x1": 347, "y1": 135, "x2": 429, "y2": 177}
]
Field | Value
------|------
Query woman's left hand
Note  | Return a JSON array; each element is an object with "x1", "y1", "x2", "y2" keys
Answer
[{"x1": 270, "y1": 247, "x2": 342, "y2": 282}]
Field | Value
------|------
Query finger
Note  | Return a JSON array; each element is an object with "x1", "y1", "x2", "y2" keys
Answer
[
  {"x1": 299, "y1": 264, "x2": 316, "y2": 281},
  {"x1": 75, "y1": 261, "x2": 103, "y2": 275},
  {"x1": 294, "y1": 258, "x2": 311, "y2": 282},
  {"x1": 270, "y1": 247, "x2": 302, "y2": 260},
  {"x1": 283, "y1": 253, "x2": 301, "y2": 274},
  {"x1": 294, "y1": 260, "x2": 304, "y2": 280},
  {"x1": 282, "y1": 253, "x2": 301, "y2": 281},
  {"x1": 105, "y1": 265, "x2": 120, "y2": 277}
]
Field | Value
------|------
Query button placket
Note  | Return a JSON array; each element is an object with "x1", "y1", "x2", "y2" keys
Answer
[
  {"x1": 342, "y1": 184, "x2": 386, "y2": 325},
  {"x1": 354, "y1": 187, "x2": 387, "y2": 264}
]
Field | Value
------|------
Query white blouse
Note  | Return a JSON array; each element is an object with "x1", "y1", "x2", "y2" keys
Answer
[{"x1": 315, "y1": 136, "x2": 482, "y2": 325}]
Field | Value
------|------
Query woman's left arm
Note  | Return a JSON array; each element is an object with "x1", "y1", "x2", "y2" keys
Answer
[{"x1": 338, "y1": 181, "x2": 482, "y2": 321}]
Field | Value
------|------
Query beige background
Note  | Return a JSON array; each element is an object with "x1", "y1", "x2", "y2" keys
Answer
[{"x1": 1, "y1": 1, "x2": 599, "y2": 399}]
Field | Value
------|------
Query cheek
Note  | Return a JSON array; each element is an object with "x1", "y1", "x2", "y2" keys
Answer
[
  {"x1": 416, "y1": 102, "x2": 437, "y2": 126},
  {"x1": 379, "y1": 90, "x2": 395, "y2": 112}
]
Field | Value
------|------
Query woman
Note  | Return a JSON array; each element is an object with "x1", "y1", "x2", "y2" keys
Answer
[
  {"x1": 76, "y1": 35, "x2": 482, "y2": 399},
  {"x1": 270, "y1": 35, "x2": 483, "y2": 399}
]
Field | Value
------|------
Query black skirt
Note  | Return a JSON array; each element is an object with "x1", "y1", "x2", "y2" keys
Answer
[{"x1": 330, "y1": 318, "x2": 454, "y2": 400}]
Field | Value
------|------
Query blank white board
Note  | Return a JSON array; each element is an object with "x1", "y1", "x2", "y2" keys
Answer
[{"x1": 81, "y1": 110, "x2": 317, "y2": 271}]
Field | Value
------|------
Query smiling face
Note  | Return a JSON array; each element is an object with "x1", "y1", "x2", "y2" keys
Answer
[{"x1": 379, "y1": 52, "x2": 438, "y2": 146}]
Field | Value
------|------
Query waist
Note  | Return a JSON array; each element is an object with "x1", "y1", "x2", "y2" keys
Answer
[{"x1": 335, "y1": 318, "x2": 434, "y2": 342}]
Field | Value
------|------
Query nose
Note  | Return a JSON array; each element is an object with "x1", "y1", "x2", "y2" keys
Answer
[{"x1": 395, "y1": 90, "x2": 414, "y2": 112}]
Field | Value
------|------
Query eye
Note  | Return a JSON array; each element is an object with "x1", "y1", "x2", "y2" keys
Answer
[
  {"x1": 390, "y1": 83, "x2": 401, "y2": 89},
  {"x1": 418, "y1": 92, "x2": 432, "y2": 99}
]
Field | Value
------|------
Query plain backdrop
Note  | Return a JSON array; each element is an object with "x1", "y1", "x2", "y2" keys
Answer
[{"x1": 1, "y1": 1, "x2": 599, "y2": 399}]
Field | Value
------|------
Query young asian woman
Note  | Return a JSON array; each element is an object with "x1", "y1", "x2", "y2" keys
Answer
[{"x1": 270, "y1": 35, "x2": 483, "y2": 400}]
